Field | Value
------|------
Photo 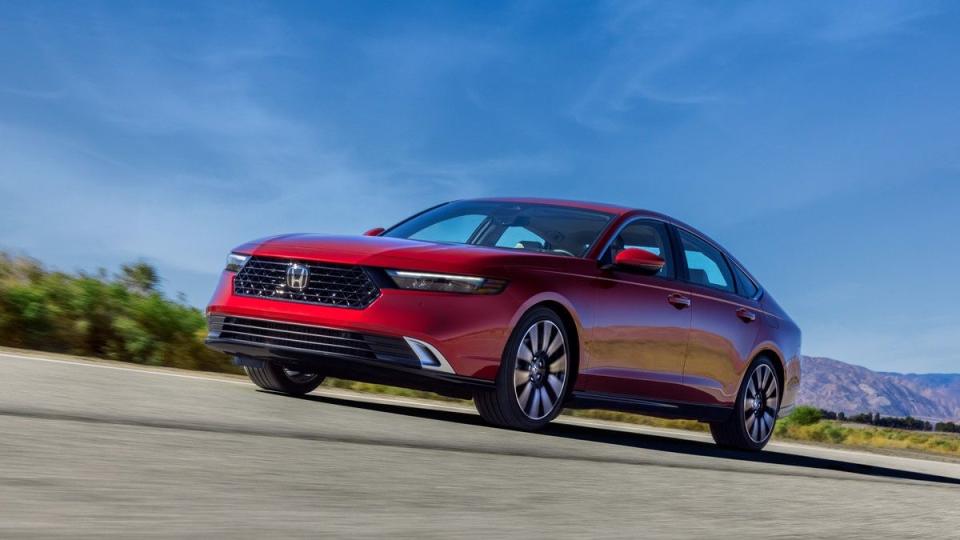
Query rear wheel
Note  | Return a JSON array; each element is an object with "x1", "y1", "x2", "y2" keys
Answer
[
  {"x1": 244, "y1": 360, "x2": 325, "y2": 396},
  {"x1": 710, "y1": 357, "x2": 780, "y2": 451},
  {"x1": 474, "y1": 308, "x2": 571, "y2": 430}
]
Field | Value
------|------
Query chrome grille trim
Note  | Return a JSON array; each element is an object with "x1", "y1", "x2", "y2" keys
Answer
[{"x1": 233, "y1": 257, "x2": 380, "y2": 309}]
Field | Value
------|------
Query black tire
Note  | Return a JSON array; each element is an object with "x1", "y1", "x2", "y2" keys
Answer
[
  {"x1": 710, "y1": 357, "x2": 781, "y2": 451},
  {"x1": 244, "y1": 360, "x2": 325, "y2": 396},
  {"x1": 474, "y1": 307, "x2": 572, "y2": 431}
]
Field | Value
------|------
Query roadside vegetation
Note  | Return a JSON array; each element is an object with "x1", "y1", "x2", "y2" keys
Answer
[
  {"x1": 2, "y1": 252, "x2": 958, "y2": 458},
  {"x1": 775, "y1": 406, "x2": 960, "y2": 457},
  {"x1": 0, "y1": 252, "x2": 236, "y2": 373}
]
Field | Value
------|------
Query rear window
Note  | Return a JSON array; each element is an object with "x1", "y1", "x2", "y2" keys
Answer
[{"x1": 733, "y1": 264, "x2": 760, "y2": 299}]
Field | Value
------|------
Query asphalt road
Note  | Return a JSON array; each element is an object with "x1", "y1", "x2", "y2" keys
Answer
[{"x1": 1, "y1": 350, "x2": 959, "y2": 539}]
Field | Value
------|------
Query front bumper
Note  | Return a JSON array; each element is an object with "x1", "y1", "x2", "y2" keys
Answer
[
  {"x1": 205, "y1": 314, "x2": 493, "y2": 398},
  {"x1": 206, "y1": 314, "x2": 454, "y2": 372}
]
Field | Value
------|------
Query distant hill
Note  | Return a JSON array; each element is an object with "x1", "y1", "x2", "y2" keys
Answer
[{"x1": 798, "y1": 356, "x2": 960, "y2": 422}]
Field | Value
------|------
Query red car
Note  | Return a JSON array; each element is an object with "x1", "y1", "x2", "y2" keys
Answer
[{"x1": 206, "y1": 198, "x2": 800, "y2": 450}]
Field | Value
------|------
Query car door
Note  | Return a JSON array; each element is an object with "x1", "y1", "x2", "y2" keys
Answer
[
  {"x1": 583, "y1": 219, "x2": 693, "y2": 401},
  {"x1": 674, "y1": 228, "x2": 761, "y2": 406}
]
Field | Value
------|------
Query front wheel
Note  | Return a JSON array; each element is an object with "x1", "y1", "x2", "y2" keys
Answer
[
  {"x1": 710, "y1": 357, "x2": 781, "y2": 451},
  {"x1": 474, "y1": 308, "x2": 571, "y2": 431},
  {"x1": 244, "y1": 360, "x2": 325, "y2": 396}
]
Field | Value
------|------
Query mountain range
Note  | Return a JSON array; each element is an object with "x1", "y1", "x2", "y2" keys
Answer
[{"x1": 797, "y1": 356, "x2": 960, "y2": 422}]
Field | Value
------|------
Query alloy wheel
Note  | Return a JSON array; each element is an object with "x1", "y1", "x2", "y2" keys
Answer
[
  {"x1": 513, "y1": 320, "x2": 567, "y2": 420},
  {"x1": 744, "y1": 363, "x2": 779, "y2": 443},
  {"x1": 283, "y1": 368, "x2": 320, "y2": 384}
]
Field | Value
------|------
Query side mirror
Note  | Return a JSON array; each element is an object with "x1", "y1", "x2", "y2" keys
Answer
[
  {"x1": 363, "y1": 227, "x2": 385, "y2": 237},
  {"x1": 612, "y1": 248, "x2": 665, "y2": 274}
]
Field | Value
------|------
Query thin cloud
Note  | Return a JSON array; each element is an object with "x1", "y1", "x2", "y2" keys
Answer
[{"x1": 569, "y1": 1, "x2": 942, "y2": 131}]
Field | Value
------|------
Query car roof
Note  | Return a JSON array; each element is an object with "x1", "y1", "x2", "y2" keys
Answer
[
  {"x1": 466, "y1": 197, "x2": 634, "y2": 216},
  {"x1": 459, "y1": 197, "x2": 713, "y2": 234}
]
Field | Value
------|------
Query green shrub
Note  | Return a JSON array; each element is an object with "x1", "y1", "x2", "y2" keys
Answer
[
  {"x1": 0, "y1": 252, "x2": 236, "y2": 373},
  {"x1": 824, "y1": 425, "x2": 846, "y2": 443},
  {"x1": 786, "y1": 405, "x2": 823, "y2": 426}
]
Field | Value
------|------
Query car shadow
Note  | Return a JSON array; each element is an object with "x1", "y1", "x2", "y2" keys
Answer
[{"x1": 285, "y1": 391, "x2": 960, "y2": 486}]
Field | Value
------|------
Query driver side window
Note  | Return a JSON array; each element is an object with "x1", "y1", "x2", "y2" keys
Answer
[{"x1": 607, "y1": 220, "x2": 673, "y2": 279}]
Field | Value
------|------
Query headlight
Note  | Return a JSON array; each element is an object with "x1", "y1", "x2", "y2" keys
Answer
[
  {"x1": 225, "y1": 253, "x2": 250, "y2": 272},
  {"x1": 385, "y1": 270, "x2": 507, "y2": 294}
]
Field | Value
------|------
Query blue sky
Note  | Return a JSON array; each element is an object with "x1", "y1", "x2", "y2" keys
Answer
[{"x1": 1, "y1": 1, "x2": 958, "y2": 373}]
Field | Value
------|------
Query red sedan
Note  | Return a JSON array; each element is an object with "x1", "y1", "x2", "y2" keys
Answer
[{"x1": 206, "y1": 198, "x2": 801, "y2": 450}]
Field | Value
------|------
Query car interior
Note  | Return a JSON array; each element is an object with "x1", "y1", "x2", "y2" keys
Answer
[{"x1": 396, "y1": 202, "x2": 613, "y2": 257}]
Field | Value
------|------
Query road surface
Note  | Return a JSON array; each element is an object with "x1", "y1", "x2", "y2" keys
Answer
[{"x1": 1, "y1": 350, "x2": 958, "y2": 538}]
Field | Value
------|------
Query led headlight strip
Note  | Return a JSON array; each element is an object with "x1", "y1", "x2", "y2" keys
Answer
[{"x1": 386, "y1": 270, "x2": 506, "y2": 294}]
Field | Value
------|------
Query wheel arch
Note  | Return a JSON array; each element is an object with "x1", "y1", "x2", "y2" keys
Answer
[
  {"x1": 749, "y1": 346, "x2": 785, "y2": 393},
  {"x1": 507, "y1": 293, "x2": 584, "y2": 393}
]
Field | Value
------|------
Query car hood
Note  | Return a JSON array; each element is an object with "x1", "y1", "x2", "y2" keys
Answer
[{"x1": 239, "y1": 234, "x2": 556, "y2": 276}]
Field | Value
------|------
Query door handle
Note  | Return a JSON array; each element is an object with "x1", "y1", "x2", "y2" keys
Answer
[
  {"x1": 736, "y1": 308, "x2": 757, "y2": 323},
  {"x1": 667, "y1": 294, "x2": 692, "y2": 310}
]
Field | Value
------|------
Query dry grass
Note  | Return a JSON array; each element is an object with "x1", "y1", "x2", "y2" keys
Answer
[{"x1": 774, "y1": 418, "x2": 960, "y2": 457}]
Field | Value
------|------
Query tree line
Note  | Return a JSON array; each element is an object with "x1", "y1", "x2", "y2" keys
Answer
[{"x1": 813, "y1": 408, "x2": 960, "y2": 433}]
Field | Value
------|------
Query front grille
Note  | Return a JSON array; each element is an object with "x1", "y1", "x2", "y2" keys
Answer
[
  {"x1": 234, "y1": 257, "x2": 380, "y2": 309},
  {"x1": 209, "y1": 316, "x2": 417, "y2": 365}
]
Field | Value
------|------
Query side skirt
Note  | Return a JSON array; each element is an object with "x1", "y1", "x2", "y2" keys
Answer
[{"x1": 565, "y1": 391, "x2": 734, "y2": 423}]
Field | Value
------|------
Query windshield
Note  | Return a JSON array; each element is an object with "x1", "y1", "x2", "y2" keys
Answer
[{"x1": 383, "y1": 201, "x2": 614, "y2": 257}]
